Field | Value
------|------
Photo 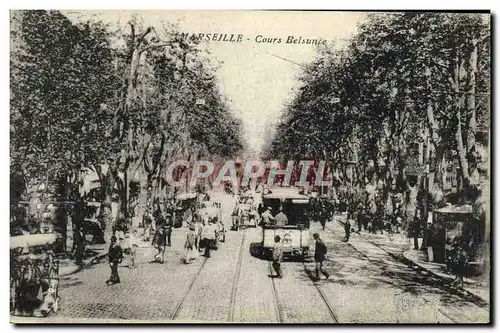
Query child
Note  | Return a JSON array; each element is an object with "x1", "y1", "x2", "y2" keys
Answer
[{"x1": 106, "y1": 236, "x2": 123, "y2": 285}]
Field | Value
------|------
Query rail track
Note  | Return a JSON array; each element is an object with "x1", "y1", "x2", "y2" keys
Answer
[
  {"x1": 227, "y1": 229, "x2": 247, "y2": 322},
  {"x1": 301, "y1": 260, "x2": 340, "y2": 323},
  {"x1": 170, "y1": 255, "x2": 208, "y2": 320},
  {"x1": 267, "y1": 261, "x2": 284, "y2": 323},
  {"x1": 325, "y1": 220, "x2": 489, "y2": 322},
  {"x1": 171, "y1": 227, "x2": 249, "y2": 322},
  {"x1": 266, "y1": 251, "x2": 339, "y2": 323}
]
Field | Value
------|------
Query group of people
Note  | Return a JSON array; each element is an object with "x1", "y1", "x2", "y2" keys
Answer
[
  {"x1": 105, "y1": 198, "x2": 226, "y2": 285},
  {"x1": 270, "y1": 232, "x2": 330, "y2": 281}
]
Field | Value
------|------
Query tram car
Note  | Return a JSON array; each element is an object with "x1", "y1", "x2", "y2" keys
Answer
[
  {"x1": 261, "y1": 188, "x2": 312, "y2": 259},
  {"x1": 10, "y1": 233, "x2": 60, "y2": 317}
]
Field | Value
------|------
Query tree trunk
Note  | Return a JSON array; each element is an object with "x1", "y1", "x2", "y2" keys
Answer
[
  {"x1": 466, "y1": 40, "x2": 479, "y2": 189},
  {"x1": 95, "y1": 164, "x2": 116, "y2": 235}
]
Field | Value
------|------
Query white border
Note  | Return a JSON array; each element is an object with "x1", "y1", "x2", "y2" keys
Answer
[{"x1": 2, "y1": 1, "x2": 497, "y2": 333}]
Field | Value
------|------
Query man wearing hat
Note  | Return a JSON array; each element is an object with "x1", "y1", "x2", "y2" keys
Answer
[
  {"x1": 261, "y1": 207, "x2": 275, "y2": 226},
  {"x1": 106, "y1": 235, "x2": 123, "y2": 285},
  {"x1": 313, "y1": 233, "x2": 329, "y2": 280}
]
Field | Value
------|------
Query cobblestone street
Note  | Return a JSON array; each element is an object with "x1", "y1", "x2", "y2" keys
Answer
[{"x1": 31, "y1": 210, "x2": 488, "y2": 324}]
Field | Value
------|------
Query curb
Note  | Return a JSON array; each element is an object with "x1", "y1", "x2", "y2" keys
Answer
[
  {"x1": 335, "y1": 219, "x2": 488, "y2": 305},
  {"x1": 402, "y1": 250, "x2": 488, "y2": 305}
]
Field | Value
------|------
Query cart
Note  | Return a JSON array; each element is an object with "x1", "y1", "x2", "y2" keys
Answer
[{"x1": 10, "y1": 233, "x2": 60, "y2": 317}]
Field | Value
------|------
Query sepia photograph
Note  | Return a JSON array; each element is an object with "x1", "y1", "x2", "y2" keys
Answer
[{"x1": 9, "y1": 9, "x2": 491, "y2": 324}]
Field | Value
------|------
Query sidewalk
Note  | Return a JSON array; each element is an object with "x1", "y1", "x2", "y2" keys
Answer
[
  {"x1": 403, "y1": 249, "x2": 490, "y2": 303},
  {"x1": 335, "y1": 217, "x2": 489, "y2": 304}
]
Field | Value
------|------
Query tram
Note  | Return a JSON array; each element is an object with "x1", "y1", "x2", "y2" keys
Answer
[{"x1": 261, "y1": 187, "x2": 312, "y2": 259}]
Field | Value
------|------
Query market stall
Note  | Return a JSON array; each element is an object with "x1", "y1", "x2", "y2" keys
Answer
[{"x1": 10, "y1": 234, "x2": 60, "y2": 317}]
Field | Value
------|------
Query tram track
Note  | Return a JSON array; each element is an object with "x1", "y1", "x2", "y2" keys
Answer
[
  {"x1": 301, "y1": 260, "x2": 340, "y2": 323},
  {"x1": 267, "y1": 261, "x2": 284, "y2": 323},
  {"x1": 227, "y1": 228, "x2": 247, "y2": 322},
  {"x1": 170, "y1": 255, "x2": 208, "y2": 320},
  {"x1": 325, "y1": 220, "x2": 489, "y2": 322},
  {"x1": 171, "y1": 221, "x2": 248, "y2": 322},
  {"x1": 265, "y1": 242, "x2": 338, "y2": 323}
]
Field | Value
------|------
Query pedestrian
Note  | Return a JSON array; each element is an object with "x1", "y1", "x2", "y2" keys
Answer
[
  {"x1": 114, "y1": 216, "x2": 126, "y2": 247},
  {"x1": 357, "y1": 202, "x2": 365, "y2": 232},
  {"x1": 450, "y1": 237, "x2": 468, "y2": 289},
  {"x1": 152, "y1": 226, "x2": 167, "y2": 263},
  {"x1": 319, "y1": 203, "x2": 328, "y2": 230},
  {"x1": 275, "y1": 207, "x2": 288, "y2": 227},
  {"x1": 142, "y1": 209, "x2": 153, "y2": 242},
  {"x1": 344, "y1": 219, "x2": 351, "y2": 242},
  {"x1": 231, "y1": 204, "x2": 240, "y2": 230},
  {"x1": 201, "y1": 220, "x2": 217, "y2": 258},
  {"x1": 261, "y1": 207, "x2": 275, "y2": 226},
  {"x1": 271, "y1": 235, "x2": 283, "y2": 279},
  {"x1": 73, "y1": 225, "x2": 87, "y2": 266},
  {"x1": 193, "y1": 213, "x2": 203, "y2": 252},
  {"x1": 165, "y1": 212, "x2": 173, "y2": 247},
  {"x1": 106, "y1": 236, "x2": 123, "y2": 285},
  {"x1": 128, "y1": 229, "x2": 139, "y2": 268},
  {"x1": 313, "y1": 233, "x2": 330, "y2": 280},
  {"x1": 181, "y1": 225, "x2": 197, "y2": 264}
]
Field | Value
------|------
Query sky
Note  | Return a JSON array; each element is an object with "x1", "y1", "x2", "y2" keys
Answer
[{"x1": 64, "y1": 10, "x2": 367, "y2": 155}]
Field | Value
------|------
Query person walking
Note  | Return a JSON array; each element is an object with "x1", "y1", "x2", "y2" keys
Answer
[
  {"x1": 319, "y1": 202, "x2": 328, "y2": 230},
  {"x1": 313, "y1": 233, "x2": 330, "y2": 280},
  {"x1": 165, "y1": 212, "x2": 173, "y2": 247},
  {"x1": 193, "y1": 213, "x2": 203, "y2": 252},
  {"x1": 275, "y1": 207, "x2": 288, "y2": 227},
  {"x1": 142, "y1": 209, "x2": 153, "y2": 242},
  {"x1": 128, "y1": 229, "x2": 139, "y2": 268},
  {"x1": 181, "y1": 225, "x2": 197, "y2": 264},
  {"x1": 201, "y1": 220, "x2": 217, "y2": 258},
  {"x1": 344, "y1": 218, "x2": 351, "y2": 242},
  {"x1": 271, "y1": 235, "x2": 283, "y2": 279},
  {"x1": 106, "y1": 236, "x2": 123, "y2": 285},
  {"x1": 152, "y1": 227, "x2": 167, "y2": 263},
  {"x1": 73, "y1": 225, "x2": 86, "y2": 266}
]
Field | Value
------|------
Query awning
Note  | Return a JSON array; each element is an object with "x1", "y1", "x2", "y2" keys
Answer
[{"x1": 10, "y1": 234, "x2": 57, "y2": 249}]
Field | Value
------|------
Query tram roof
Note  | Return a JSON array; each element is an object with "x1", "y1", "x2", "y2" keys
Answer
[{"x1": 263, "y1": 187, "x2": 309, "y2": 200}]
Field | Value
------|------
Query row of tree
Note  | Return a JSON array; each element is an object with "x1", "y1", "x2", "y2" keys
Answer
[
  {"x1": 267, "y1": 13, "x2": 490, "y2": 243},
  {"x1": 10, "y1": 10, "x2": 243, "y2": 230}
]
